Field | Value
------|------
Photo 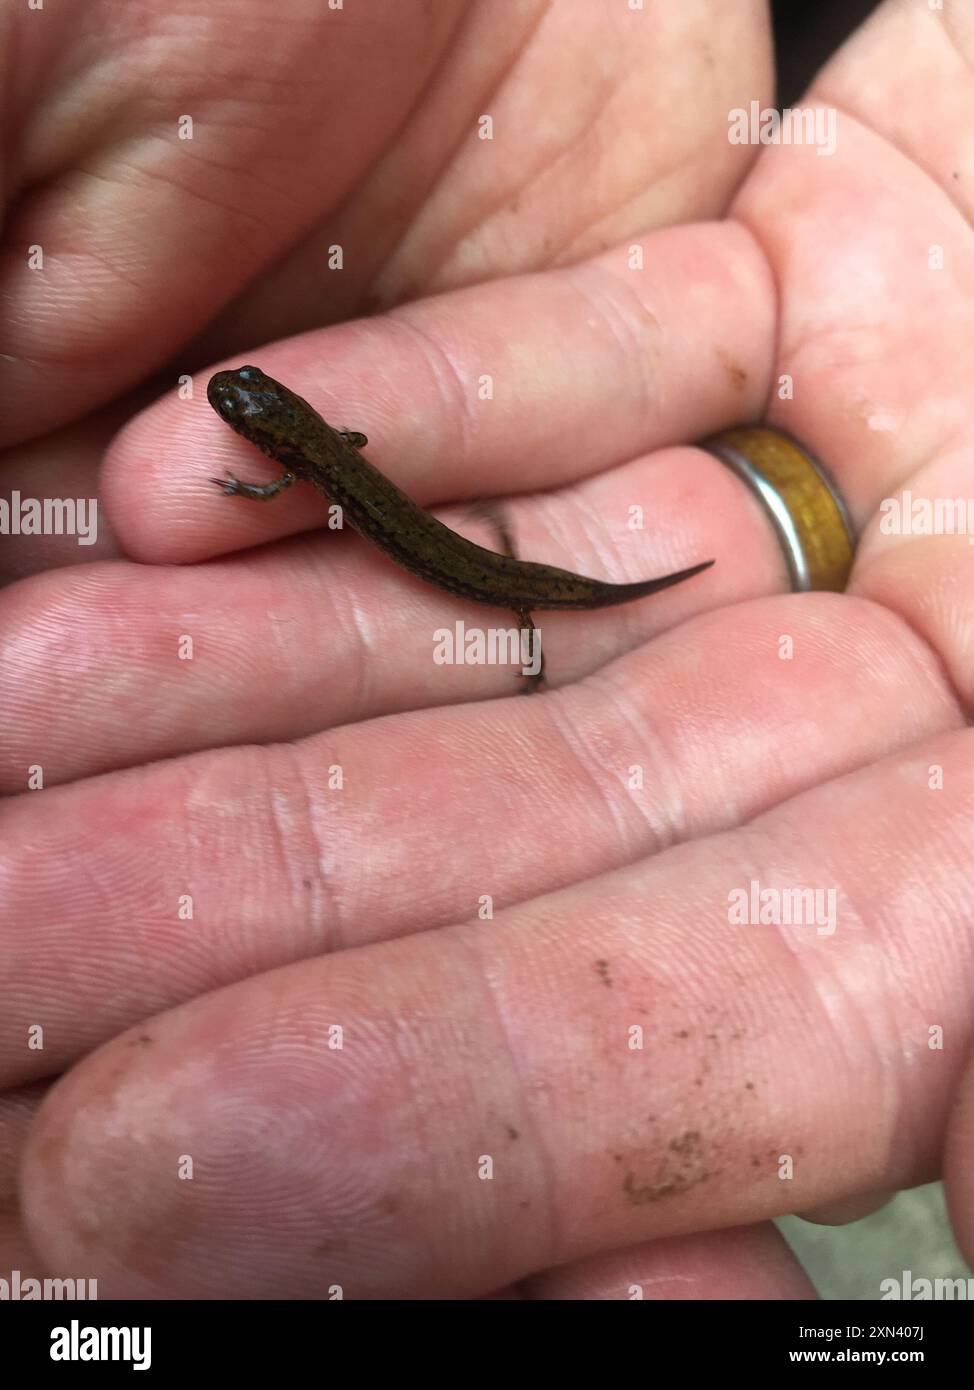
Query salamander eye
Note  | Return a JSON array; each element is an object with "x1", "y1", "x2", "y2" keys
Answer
[{"x1": 237, "y1": 365, "x2": 260, "y2": 381}]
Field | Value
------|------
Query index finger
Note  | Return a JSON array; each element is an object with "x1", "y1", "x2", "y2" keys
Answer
[{"x1": 102, "y1": 224, "x2": 774, "y2": 565}]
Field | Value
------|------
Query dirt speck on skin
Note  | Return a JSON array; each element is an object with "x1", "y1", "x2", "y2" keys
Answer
[
  {"x1": 621, "y1": 1130, "x2": 718, "y2": 1205},
  {"x1": 314, "y1": 1237, "x2": 349, "y2": 1258},
  {"x1": 716, "y1": 347, "x2": 748, "y2": 390},
  {"x1": 506, "y1": 1125, "x2": 519, "y2": 1142},
  {"x1": 668, "y1": 1131, "x2": 700, "y2": 1157},
  {"x1": 594, "y1": 959, "x2": 612, "y2": 987},
  {"x1": 622, "y1": 1165, "x2": 714, "y2": 1206}
]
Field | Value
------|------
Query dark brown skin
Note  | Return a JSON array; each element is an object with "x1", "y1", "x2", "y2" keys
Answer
[{"x1": 208, "y1": 365, "x2": 713, "y2": 687}]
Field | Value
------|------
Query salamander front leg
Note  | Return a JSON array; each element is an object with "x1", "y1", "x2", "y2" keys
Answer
[
  {"x1": 515, "y1": 608, "x2": 544, "y2": 693},
  {"x1": 210, "y1": 471, "x2": 297, "y2": 501}
]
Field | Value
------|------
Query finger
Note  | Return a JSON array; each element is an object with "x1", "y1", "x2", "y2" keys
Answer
[
  {"x1": 519, "y1": 1224, "x2": 816, "y2": 1299},
  {"x1": 727, "y1": 114, "x2": 974, "y2": 731},
  {"x1": 944, "y1": 1040, "x2": 974, "y2": 1270},
  {"x1": 20, "y1": 724, "x2": 974, "y2": 1297},
  {"x1": 732, "y1": 118, "x2": 974, "y2": 522},
  {"x1": 795, "y1": 1192, "x2": 894, "y2": 1225},
  {"x1": 0, "y1": 1084, "x2": 49, "y2": 1280},
  {"x1": 0, "y1": 1213, "x2": 45, "y2": 1285},
  {"x1": 1, "y1": 442, "x2": 740, "y2": 789},
  {"x1": 0, "y1": 389, "x2": 160, "y2": 584},
  {"x1": 102, "y1": 224, "x2": 775, "y2": 564},
  {"x1": 1, "y1": 593, "x2": 959, "y2": 1086},
  {"x1": 0, "y1": 1083, "x2": 47, "y2": 1207}
]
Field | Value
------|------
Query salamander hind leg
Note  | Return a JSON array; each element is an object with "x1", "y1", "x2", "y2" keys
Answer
[{"x1": 515, "y1": 608, "x2": 544, "y2": 693}]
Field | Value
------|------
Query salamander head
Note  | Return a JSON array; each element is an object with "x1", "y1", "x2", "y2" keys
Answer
[{"x1": 207, "y1": 365, "x2": 315, "y2": 457}]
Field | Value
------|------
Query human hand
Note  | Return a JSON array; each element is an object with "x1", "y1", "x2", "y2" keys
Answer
[{"x1": 5, "y1": 0, "x2": 974, "y2": 1298}]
